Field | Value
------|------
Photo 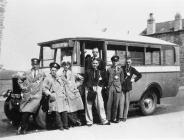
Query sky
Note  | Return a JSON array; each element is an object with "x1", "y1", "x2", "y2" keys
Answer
[{"x1": 1, "y1": 0, "x2": 184, "y2": 70}]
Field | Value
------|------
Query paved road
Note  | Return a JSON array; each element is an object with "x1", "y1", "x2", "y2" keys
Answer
[{"x1": 0, "y1": 87, "x2": 184, "y2": 139}]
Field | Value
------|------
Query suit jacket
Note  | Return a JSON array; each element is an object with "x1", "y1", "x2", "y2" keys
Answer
[
  {"x1": 85, "y1": 57, "x2": 106, "y2": 71},
  {"x1": 84, "y1": 68, "x2": 107, "y2": 90},
  {"x1": 107, "y1": 65, "x2": 124, "y2": 93},
  {"x1": 121, "y1": 65, "x2": 142, "y2": 92}
]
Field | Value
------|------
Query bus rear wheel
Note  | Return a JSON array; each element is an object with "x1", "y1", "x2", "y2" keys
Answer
[{"x1": 140, "y1": 89, "x2": 158, "y2": 115}]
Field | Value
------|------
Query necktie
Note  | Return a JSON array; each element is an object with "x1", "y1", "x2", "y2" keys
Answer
[
  {"x1": 34, "y1": 70, "x2": 36, "y2": 78},
  {"x1": 64, "y1": 71, "x2": 67, "y2": 79},
  {"x1": 94, "y1": 70, "x2": 97, "y2": 79}
]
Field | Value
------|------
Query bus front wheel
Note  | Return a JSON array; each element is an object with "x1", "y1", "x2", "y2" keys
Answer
[{"x1": 140, "y1": 89, "x2": 158, "y2": 115}]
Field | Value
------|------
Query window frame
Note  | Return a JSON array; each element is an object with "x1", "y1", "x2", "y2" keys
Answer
[
  {"x1": 39, "y1": 40, "x2": 79, "y2": 68},
  {"x1": 161, "y1": 45, "x2": 176, "y2": 66},
  {"x1": 105, "y1": 41, "x2": 163, "y2": 66}
]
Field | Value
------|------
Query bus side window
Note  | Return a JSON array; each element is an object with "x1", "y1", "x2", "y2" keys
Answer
[
  {"x1": 128, "y1": 46, "x2": 144, "y2": 66},
  {"x1": 61, "y1": 48, "x2": 73, "y2": 63},
  {"x1": 42, "y1": 46, "x2": 55, "y2": 67},
  {"x1": 145, "y1": 47, "x2": 160, "y2": 65},
  {"x1": 107, "y1": 45, "x2": 126, "y2": 65},
  {"x1": 162, "y1": 46, "x2": 175, "y2": 65}
]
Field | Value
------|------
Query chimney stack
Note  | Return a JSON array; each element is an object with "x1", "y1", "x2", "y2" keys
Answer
[
  {"x1": 174, "y1": 13, "x2": 182, "y2": 31},
  {"x1": 147, "y1": 13, "x2": 156, "y2": 35}
]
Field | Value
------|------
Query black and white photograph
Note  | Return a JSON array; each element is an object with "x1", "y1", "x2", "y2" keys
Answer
[{"x1": 0, "y1": 0, "x2": 184, "y2": 139}]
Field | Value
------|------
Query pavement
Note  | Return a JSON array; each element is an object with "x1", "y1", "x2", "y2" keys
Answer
[
  {"x1": 1, "y1": 110, "x2": 184, "y2": 140},
  {"x1": 0, "y1": 86, "x2": 183, "y2": 139}
]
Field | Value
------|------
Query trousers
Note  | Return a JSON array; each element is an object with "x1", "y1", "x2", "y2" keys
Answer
[
  {"x1": 47, "y1": 111, "x2": 68, "y2": 129},
  {"x1": 68, "y1": 112, "x2": 80, "y2": 125},
  {"x1": 85, "y1": 86, "x2": 108, "y2": 125},
  {"x1": 121, "y1": 91, "x2": 131, "y2": 119},
  {"x1": 19, "y1": 112, "x2": 32, "y2": 131},
  {"x1": 106, "y1": 86, "x2": 123, "y2": 121}
]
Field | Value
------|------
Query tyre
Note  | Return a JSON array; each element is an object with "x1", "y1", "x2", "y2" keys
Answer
[
  {"x1": 4, "y1": 97, "x2": 11, "y2": 120},
  {"x1": 140, "y1": 89, "x2": 158, "y2": 115},
  {"x1": 4, "y1": 97, "x2": 21, "y2": 125}
]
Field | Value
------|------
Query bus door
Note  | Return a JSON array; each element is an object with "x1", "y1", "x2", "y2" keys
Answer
[{"x1": 80, "y1": 41, "x2": 106, "y2": 71}]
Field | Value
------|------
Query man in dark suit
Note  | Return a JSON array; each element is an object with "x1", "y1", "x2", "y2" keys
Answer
[
  {"x1": 84, "y1": 58, "x2": 110, "y2": 126},
  {"x1": 106, "y1": 56, "x2": 124, "y2": 123},
  {"x1": 121, "y1": 57, "x2": 142, "y2": 122},
  {"x1": 85, "y1": 47, "x2": 106, "y2": 71}
]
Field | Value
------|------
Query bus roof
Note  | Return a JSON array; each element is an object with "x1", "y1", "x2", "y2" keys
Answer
[{"x1": 38, "y1": 32, "x2": 177, "y2": 46}]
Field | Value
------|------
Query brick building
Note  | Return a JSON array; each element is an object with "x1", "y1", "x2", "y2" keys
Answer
[{"x1": 141, "y1": 13, "x2": 184, "y2": 85}]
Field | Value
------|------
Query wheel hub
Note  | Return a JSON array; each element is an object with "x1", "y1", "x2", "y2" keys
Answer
[{"x1": 144, "y1": 98, "x2": 153, "y2": 109}]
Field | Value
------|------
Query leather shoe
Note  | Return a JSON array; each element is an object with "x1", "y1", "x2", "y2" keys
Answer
[
  {"x1": 111, "y1": 120, "x2": 119, "y2": 123},
  {"x1": 64, "y1": 126, "x2": 69, "y2": 130},
  {"x1": 122, "y1": 118, "x2": 127, "y2": 122},
  {"x1": 17, "y1": 127, "x2": 26, "y2": 135},
  {"x1": 59, "y1": 127, "x2": 64, "y2": 131},
  {"x1": 103, "y1": 121, "x2": 111, "y2": 125},
  {"x1": 86, "y1": 124, "x2": 92, "y2": 127},
  {"x1": 17, "y1": 126, "x2": 21, "y2": 135},
  {"x1": 76, "y1": 120, "x2": 82, "y2": 126}
]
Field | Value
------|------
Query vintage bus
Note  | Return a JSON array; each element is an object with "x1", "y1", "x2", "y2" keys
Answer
[{"x1": 37, "y1": 33, "x2": 180, "y2": 116}]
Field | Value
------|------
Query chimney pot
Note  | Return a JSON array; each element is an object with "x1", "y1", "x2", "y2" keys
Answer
[
  {"x1": 147, "y1": 13, "x2": 156, "y2": 34},
  {"x1": 174, "y1": 13, "x2": 182, "y2": 31}
]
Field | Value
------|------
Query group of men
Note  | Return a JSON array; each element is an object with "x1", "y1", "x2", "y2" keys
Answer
[
  {"x1": 84, "y1": 48, "x2": 142, "y2": 126},
  {"x1": 16, "y1": 47, "x2": 142, "y2": 135}
]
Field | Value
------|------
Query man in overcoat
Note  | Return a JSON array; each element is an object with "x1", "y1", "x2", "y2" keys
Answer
[
  {"x1": 43, "y1": 62, "x2": 69, "y2": 130},
  {"x1": 59, "y1": 61, "x2": 84, "y2": 126},
  {"x1": 17, "y1": 58, "x2": 45, "y2": 134},
  {"x1": 106, "y1": 56, "x2": 124, "y2": 123}
]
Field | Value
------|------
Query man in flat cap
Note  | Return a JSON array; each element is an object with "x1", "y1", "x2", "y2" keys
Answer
[
  {"x1": 106, "y1": 56, "x2": 124, "y2": 123},
  {"x1": 17, "y1": 58, "x2": 45, "y2": 134},
  {"x1": 43, "y1": 62, "x2": 69, "y2": 130}
]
